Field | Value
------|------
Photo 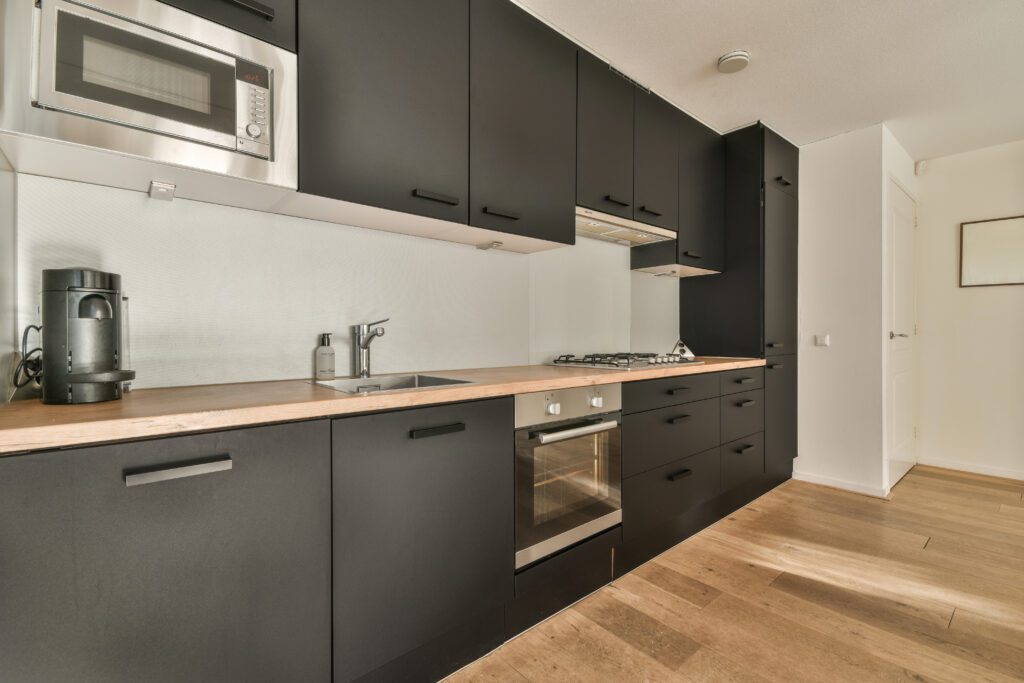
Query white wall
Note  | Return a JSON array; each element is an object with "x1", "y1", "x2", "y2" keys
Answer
[
  {"x1": 915, "y1": 140, "x2": 1024, "y2": 480},
  {"x1": 795, "y1": 124, "x2": 889, "y2": 496},
  {"x1": 13, "y1": 175, "x2": 676, "y2": 390}
]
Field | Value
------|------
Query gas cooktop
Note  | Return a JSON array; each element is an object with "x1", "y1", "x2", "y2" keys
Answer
[{"x1": 551, "y1": 352, "x2": 703, "y2": 370}]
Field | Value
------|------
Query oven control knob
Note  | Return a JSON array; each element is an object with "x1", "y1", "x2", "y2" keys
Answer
[
  {"x1": 246, "y1": 123, "x2": 263, "y2": 139},
  {"x1": 589, "y1": 396, "x2": 604, "y2": 409},
  {"x1": 546, "y1": 402, "x2": 562, "y2": 416}
]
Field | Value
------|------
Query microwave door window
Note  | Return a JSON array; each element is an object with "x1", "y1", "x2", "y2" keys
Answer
[{"x1": 54, "y1": 10, "x2": 235, "y2": 138}]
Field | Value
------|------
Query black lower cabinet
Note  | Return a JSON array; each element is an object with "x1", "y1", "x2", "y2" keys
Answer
[
  {"x1": 332, "y1": 398, "x2": 514, "y2": 682},
  {"x1": 0, "y1": 421, "x2": 332, "y2": 683},
  {"x1": 505, "y1": 527, "x2": 620, "y2": 638},
  {"x1": 765, "y1": 355, "x2": 797, "y2": 481}
]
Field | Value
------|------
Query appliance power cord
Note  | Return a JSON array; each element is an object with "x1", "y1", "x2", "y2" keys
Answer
[{"x1": 13, "y1": 325, "x2": 43, "y2": 389}]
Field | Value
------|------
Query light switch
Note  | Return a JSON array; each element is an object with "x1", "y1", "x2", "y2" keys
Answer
[{"x1": 814, "y1": 334, "x2": 831, "y2": 347}]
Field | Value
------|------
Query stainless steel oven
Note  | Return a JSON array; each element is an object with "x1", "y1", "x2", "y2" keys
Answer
[
  {"x1": 22, "y1": 0, "x2": 297, "y2": 186},
  {"x1": 514, "y1": 384, "x2": 622, "y2": 569}
]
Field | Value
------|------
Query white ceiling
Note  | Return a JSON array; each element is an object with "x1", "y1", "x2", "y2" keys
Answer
[{"x1": 516, "y1": 0, "x2": 1024, "y2": 160}]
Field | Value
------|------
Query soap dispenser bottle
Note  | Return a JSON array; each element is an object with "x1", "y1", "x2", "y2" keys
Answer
[{"x1": 315, "y1": 333, "x2": 335, "y2": 380}]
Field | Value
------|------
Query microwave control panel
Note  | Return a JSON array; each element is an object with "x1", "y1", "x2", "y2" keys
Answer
[{"x1": 235, "y1": 60, "x2": 271, "y2": 159}]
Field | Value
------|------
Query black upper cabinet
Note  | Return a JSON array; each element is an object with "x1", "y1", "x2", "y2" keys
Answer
[
  {"x1": 677, "y1": 114, "x2": 725, "y2": 271},
  {"x1": 298, "y1": 0, "x2": 469, "y2": 223},
  {"x1": 634, "y1": 90, "x2": 679, "y2": 231},
  {"x1": 333, "y1": 398, "x2": 514, "y2": 682},
  {"x1": 764, "y1": 127, "x2": 799, "y2": 198},
  {"x1": 470, "y1": 0, "x2": 577, "y2": 244},
  {"x1": 0, "y1": 421, "x2": 331, "y2": 682},
  {"x1": 159, "y1": 0, "x2": 296, "y2": 51},
  {"x1": 576, "y1": 51, "x2": 634, "y2": 219},
  {"x1": 764, "y1": 184, "x2": 798, "y2": 355}
]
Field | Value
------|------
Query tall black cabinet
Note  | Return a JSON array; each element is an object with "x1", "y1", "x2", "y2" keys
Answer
[{"x1": 679, "y1": 122, "x2": 799, "y2": 477}]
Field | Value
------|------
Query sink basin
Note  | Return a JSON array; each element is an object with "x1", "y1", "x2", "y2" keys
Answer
[{"x1": 316, "y1": 374, "x2": 473, "y2": 395}]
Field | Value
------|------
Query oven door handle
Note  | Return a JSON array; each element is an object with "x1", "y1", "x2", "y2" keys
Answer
[{"x1": 537, "y1": 420, "x2": 618, "y2": 445}]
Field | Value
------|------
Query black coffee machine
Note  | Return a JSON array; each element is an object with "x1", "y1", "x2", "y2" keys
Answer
[{"x1": 36, "y1": 268, "x2": 135, "y2": 404}]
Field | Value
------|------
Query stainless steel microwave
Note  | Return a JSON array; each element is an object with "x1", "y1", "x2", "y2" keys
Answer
[{"x1": 21, "y1": 0, "x2": 297, "y2": 187}]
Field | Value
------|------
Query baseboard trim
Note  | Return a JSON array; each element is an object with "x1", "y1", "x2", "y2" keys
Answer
[
  {"x1": 915, "y1": 457, "x2": 1024, "y2": 483},
  {"x1": 791, "y1": 470, "x2": 890, "y2": 498}
]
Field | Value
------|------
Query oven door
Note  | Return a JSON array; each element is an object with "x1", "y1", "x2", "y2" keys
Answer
[
  {"x1": 37, "y1": 0, "x2": 240, "y2": 151},
  {"x1": 515, "y1": 415, "x2": 622, "y2": 569}
]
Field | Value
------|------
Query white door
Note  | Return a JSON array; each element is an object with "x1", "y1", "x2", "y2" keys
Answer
[{"x1": 886, "y1": 180, "x2": 917, "y2": 487}]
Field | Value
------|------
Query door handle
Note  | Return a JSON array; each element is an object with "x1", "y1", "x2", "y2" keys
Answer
[
  {"x1": 667, "y1": 387, "x2": 690, "y2": 396},
  {"x1": 412, "y1": 188, "x2": 460, "y2": 206},
  {"x1": 766, "y1": 342, "x2": 785, "y2": 349},
  {"x1": 604, "y1": 194, "x2": 631, "y2": 207},
  {"x1": 124, "y1": 456, "x2": 232, "y2": 487},
  {"x1": 638, "y1": 206, "x2": 662, "y2": 217},
  {"x1": 667, "y1": 414, "x2": 691, "y2": 425},
  {"x1": 737, "y1": 399, "x2": 757, "y2": 408},
  {"x1": 667, "y1": 469, "x2": 693, "y2": 482},
  {"x1": 537, "y1": 420, "x2": 618, "y2": 445},
  {"x1": 734, "y1": 444, "x2": 755, "y2": 453},
  {"x1": 222, "y1": 0, "x2": 275, "y2": 21},
  {"x1": 483, "y1": 206, "x2": 520, "y2": 221},
  {"x1": 775, "y1": 176, "x2": 793, "y2": 187},
  {"x1": 682, "y1": 251, "x2": 703, "y2": 259},
  {"x1": 410, "y1": 422, "x2": 465, "y2": 439},
  {"x1": 735, "y1": 377, "x2": 755, "y2": 384},
  {"x1": 889, "y1": 331, "x2": 910, "y2": 339}
]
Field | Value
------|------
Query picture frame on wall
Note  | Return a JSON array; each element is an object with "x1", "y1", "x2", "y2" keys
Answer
[{"x1": 959, "y1": 215, "x2": 1024, "y2": 287}]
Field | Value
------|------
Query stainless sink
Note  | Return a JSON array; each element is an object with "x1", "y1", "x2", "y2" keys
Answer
[{"x1": 316, "y1": 374, "x2": 473, "y2": 395}]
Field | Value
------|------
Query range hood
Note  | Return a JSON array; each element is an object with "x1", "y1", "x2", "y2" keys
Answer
[
  {"x1": 631, "y1": 241, "x2": 720, "y2": 278},
  {"x1": 574, "y1": 206, "x2": 675, "y2": 246}
]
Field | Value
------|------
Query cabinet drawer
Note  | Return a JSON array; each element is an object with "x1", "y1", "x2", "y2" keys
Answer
[
  {"x1": 623, "y1": 447, "x2": 720, "y2": 542},
  {"x1": 719, "y1": 367, "x2": 764, "y2": 395},
  {"x1": 622, "y1": 398, "x2": 719, "y2": 478},
  {"x1": 623, "y1": 372, "x2": 720, "y2": 414},
  {"x1": 720, "y1": 389, "x2": 764, "y2": 443},
  {"x1": 722, "y1": 432, "x2": 764, "y2": 491}
]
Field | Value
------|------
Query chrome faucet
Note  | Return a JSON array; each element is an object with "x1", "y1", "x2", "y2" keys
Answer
[{"x1": 353, "y1": 319, "x2": 389, "y2": 378}]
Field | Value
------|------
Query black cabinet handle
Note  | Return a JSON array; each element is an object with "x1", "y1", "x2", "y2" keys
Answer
[
  {"x1": 413, "y1": 188, "x2": 460, "y2": 206},
  {"x1": 737, "y1": 400, "x2": 757, "y2": 408},
  {"x1": 682, "y1": 251, "x2": 703, "y2": 259},
  {"x1": 410, "y1": 422, "x2": 466, "y2": 439},
  {"x1": 604, "y1": 194, "x2": 631, "y2": 207},
  {"x1": 667, "y1": 469, "x2": 693, "y2": 482},
  {"x1": 734, "y1": 444, "x2": 755, "y2": 453},
  {"x1": 766, "y1": 342, "x2": 785, "y2": 348},
  {"x1": 667, "y1": 414, "x2": 691, "y2": 425},
  {"x1": 775, "y1": 176, "x2": 793, "y2": 187},
  {"x1": 221, "y1": 0, "x2": 275, "y2": 20},
  {"x1": 639, "y1": 206, "x2": 662, "y2": 217},
  {"x1": 124, "y1": 455, "x2": 232, "y2": 487},
  {"x1": 735, "y1": 377, "x2": 755, "y2": 384},
  {"x1": 667, "y1": 387, "x2": 690, "y2": 396},
  {"x1": 483, "y1": 206, "x2": 520, "y2": 221},
  {"x1": 768, "y1": 364, "x2": 785, "y2": 370}
]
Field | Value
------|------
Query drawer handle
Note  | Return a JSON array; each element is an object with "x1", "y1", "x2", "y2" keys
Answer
[
  {"x1": 483, "y1": 206, "x2": 520, "y2": 221},
  {"x1": 604, "y1": 194, "x2": 631, "y2": 207},
  {"x1": 766, "y1": 342, "x2": 785, "y2": 348},
  {"x1": 667, "y1": 387, "x2": 690, "y2": 396},
  {"x1": 735, "y1": 377, "x2": 755, "y2": 384},
  {"x1": 682, "y1": 251, "x2": 703, "y2": 259},
  {"x1": 734, "y1": 444, "x2": 755, "y2": 453},
  {"x1": 667, "y1": 414, "x2": 692, "y2": 425},
  {"x1": 124, "y1": 456, "x2": 232, "y2": 487},
  {"x1": 737, "y1": 399, "x2": 757, "y2": 408},
  {"x1": 413, "y1": 188, "x2": 460, "y2": 206},
  {"x1": 768, "y1": 364, "x2": 785, "y2": 370},
  {"x1": 667, "y1": 469, "x2": 693, "y2": 482},
  {"x1": 222, "y1": 0, "x2": 275, "y2": 21},
  {"x1": 775, "y1": 176, "x2": 793, "y2": 187},
  {"x1": 639, "y1": 205, "x2": 662, "y2": 217},
  {"x1": 410, "y1": 422, "x2": 466, "y2": 439}
]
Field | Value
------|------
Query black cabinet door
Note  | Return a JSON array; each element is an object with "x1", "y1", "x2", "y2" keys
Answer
[
  {"x1": 159, "y1": 0, "x2": 296, "y2": 51},
  {"x1": 677, "y1": 113, "x2": 724, "y2": 271},
  {"x1": 577, "y1": 51, "x2": 634, "y2": 219},
  {"x1": 764, "y1": 127, "x2": 799, "y2": 198},
  {"x1": 298, "y1": 0, "x2": 469, "y2": 223},
  {"x1": 634, "y1": 89, "x2": 679, "y2": 230},
  {"x1": 332, "y1": 398, "x2": 514, "y2": 682},
  {"x1": 470, "y1": 0, "x2": 576, "y2": 244},
  {"x1": 764, "y1": 183, "x2": 798, "y2": 356},
  {"x1": 765, "y1": 354, "x2": 797, "y2": 479},
  {"x1": 0, "y1": 422, "x2": 332, "y2": 683}
]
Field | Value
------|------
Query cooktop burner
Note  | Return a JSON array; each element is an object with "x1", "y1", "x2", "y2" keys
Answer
[{"x1": 551, "y1": 352, "x2": 703, "y2": 370}]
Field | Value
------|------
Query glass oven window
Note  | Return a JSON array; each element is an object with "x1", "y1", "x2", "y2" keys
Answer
[
  {"x1": 515, "y1": 422, "x2": 622, "y2": 557},
  {"x1": 54, "y1": 10, "x2": 235, "y2": 135}
]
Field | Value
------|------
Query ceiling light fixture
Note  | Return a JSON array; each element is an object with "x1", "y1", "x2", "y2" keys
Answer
[{"x1": 717, "y1": 50, "x2": 750, "y2": 74}]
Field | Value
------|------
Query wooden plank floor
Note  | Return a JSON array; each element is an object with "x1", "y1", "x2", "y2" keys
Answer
[{"x1": 448, "y1": 465, "x2": 1024, "y2": 682}]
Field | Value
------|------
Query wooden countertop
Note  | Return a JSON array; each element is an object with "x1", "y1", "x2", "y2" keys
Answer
[{"x1": 0, "y1": 357, "x2": 764, "y2": 455}]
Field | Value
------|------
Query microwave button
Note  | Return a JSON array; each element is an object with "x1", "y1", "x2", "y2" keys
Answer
[{"x1": 245, "y1": 123, "x2": 263, "y2": 139}]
